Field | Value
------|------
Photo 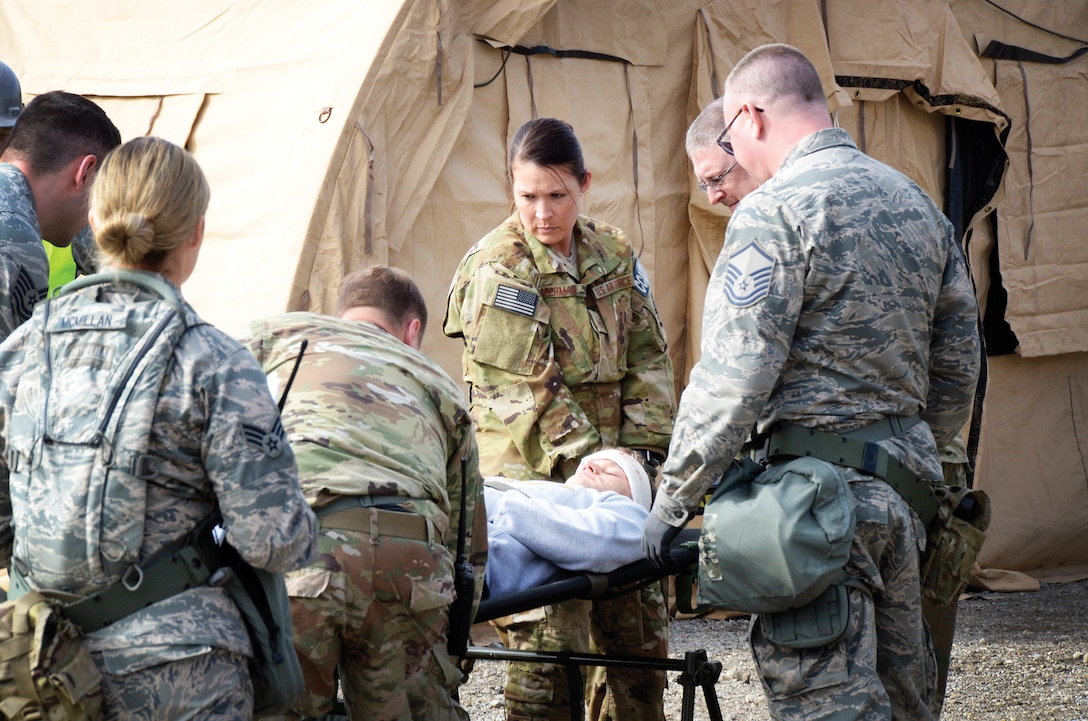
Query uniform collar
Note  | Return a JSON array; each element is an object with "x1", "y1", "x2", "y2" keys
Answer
[{"x1": 778, "y1": 127, "x2": 857, "y2": 173}]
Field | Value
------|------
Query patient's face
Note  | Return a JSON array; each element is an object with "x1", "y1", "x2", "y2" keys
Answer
[{"x1": 566, "y1": 458, "x2": 631, "y2": 498}]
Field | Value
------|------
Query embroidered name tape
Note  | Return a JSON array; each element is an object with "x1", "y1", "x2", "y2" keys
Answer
[
  {"x1": 724, "y1": 241, "x2": 775, "y2": 307},
  {"x1": 493, "y1": 284, "x2": 539, "y2": 317},
  {"x1": 541, "y1": 284, "x2": 584, "y2": 298}
]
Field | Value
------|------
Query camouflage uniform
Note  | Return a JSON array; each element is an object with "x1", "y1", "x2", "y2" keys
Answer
[
  {"x1": 0, "y1": 270, "x2": 318, "y2": 718},
  {"x1": 652, "y1": 129, "x2": 980, "y2": 720},
  {"x1": 445, "y1": 214, "x2": 675, "y2": 721},
  {"x1": 70, "y1": 225, "x2": 100, "y2": 277},
  {"x1": 0, "y1": 163, "x2": 50, "y2": 341},
  {"x1": 444, "y1": 213, "x2": 675, "y2": 481},
  {"x1": 243, "y1": 313, "x2": 486, "y2": 721}
]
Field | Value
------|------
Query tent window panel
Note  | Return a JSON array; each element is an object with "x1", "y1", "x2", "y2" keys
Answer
[
  {"x1": 150, "y1": 94, "x2": 207, "y2": 147},
  {"x1": 81, "y1": 94, "x2": 205, "y2": 147}
]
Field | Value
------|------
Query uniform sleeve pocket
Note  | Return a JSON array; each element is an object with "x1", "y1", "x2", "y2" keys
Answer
[{"x1": 470, "y1": 284, "x2": 549, "y2": 375}]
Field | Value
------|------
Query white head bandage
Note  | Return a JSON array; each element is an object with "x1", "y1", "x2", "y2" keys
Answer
[{"x1": 579, "y1": 449, "x2": 652, "y2": 511}]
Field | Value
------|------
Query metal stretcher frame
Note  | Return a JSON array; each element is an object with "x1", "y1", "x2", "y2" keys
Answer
[{"x1": 465, "y1": 540, "x2": 726, "y2": 721}]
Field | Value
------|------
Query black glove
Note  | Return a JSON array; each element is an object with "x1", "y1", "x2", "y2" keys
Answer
[
  {"x1": 632, "y1": 448, "x2": 666, "y2": 471},
  {"x1": 642, "y1": 512, "x2": 684, "y2": 570}
]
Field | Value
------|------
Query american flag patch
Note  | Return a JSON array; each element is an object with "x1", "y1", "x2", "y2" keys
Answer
[{"x1": 493, "y1": 284, "x2": 538, "y2": 317}]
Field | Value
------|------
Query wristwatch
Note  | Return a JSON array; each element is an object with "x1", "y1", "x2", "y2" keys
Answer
[{"x1": 633, "y1": 448, "x2": 666, "y2": 469}]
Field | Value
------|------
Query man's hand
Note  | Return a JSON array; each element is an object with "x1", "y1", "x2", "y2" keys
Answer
[{"x1": 642, "y1": 513, "x2": 683, "y2": 570}]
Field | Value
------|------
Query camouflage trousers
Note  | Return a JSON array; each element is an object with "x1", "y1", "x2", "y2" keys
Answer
[
  {"x1": 749, "y1": 476, "x2": 937, "y2": 721},
  {"x1": 285, "y1": 516, "x2": 468, "y2": 721},
  {"x1": 92, "y1": 647, "x2": 252, "y2": 720},
  {"x1": 493, "y1": 581, "x2": 669, "y2": 721}
]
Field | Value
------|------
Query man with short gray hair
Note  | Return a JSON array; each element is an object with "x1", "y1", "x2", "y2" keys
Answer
[{"x1": 685, "y1": 97, "x2": 760, "y2": 212}]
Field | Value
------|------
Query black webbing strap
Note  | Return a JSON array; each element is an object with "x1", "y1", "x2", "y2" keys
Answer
[
  {"x1": 505, "y1": 44, "x2": 630, "y2": 65},
  {"x1": 763, "y1": 418, "x2": 940, "y2": 529},
  {"x1": 980, "y1": 40, "x2": 1088, "y2": 64},
  {"x1": 314, "y1": 494, "x2": 429, "y2": 517}
]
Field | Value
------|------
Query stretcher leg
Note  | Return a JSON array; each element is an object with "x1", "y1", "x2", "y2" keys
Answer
[{"x1": 462, "y1": 646, "x2": 724, "y2": 721}]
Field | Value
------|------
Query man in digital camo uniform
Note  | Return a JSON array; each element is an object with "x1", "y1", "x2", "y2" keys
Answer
[
  {"x1": 644, "y1": 44, "x2": 980, "y2": 720},
  {"x1": 685, "y1": 96, "x2": 970, "y2": 715},
  {"x1": 0, "y1": 90, "x2": 119, "y2": 341},
  {"x1": 243, "y1": 266, "x2": 487, "y2": 721}
]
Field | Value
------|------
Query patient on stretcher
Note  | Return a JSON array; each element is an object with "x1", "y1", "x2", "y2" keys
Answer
[{"x1": 484, "y1": 448, "x2": 653, "y2": 598}]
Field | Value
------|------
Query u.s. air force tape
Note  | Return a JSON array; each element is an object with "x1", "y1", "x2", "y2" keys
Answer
[{"x1": 493, "y1": 283, "x2": 539, "y2": 317}]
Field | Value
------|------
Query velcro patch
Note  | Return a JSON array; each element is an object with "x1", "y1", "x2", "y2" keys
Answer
[
  {"x1": 493, "y1": 284, "x2": 539, "y2": 317},
  {"x1": 724, "y1": 242, "x2": 775, "y2": 307},
  {"x1": 633, "y1": 259, "x2": 651, "y2": 297},
  {"x1": 243, "y1": 417, "x2": 286, "y2": 458}
]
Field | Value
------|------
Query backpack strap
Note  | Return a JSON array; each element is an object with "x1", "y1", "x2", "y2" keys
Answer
[{"x1": 57, "y1": 268, "x2": 183, "y2": 309}]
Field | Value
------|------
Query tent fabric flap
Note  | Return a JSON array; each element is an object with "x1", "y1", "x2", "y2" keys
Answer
[{"x1": 7, "y1": 0, "x2": 1088, "y2": 582}]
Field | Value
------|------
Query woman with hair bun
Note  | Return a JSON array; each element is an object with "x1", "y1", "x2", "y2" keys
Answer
[
  {"x1": 444, "y1": 118, "x2": 677, "y2": 721},
  {"x1": 0, "y1": 136, "x2": 316, "y2": 719}
]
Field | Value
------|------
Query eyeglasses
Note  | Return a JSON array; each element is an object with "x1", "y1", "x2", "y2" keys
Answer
[
  {"x1": 716, "y1": 105, "x2": 763, "y2": 156},
  {"x1": 697, "y1": 160, "x2": 739, "y2": 193}
]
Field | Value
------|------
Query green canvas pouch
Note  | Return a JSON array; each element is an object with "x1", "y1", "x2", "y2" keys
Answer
[{"x1": 697, "y1": 456, "x2": 856, "y2": 614}]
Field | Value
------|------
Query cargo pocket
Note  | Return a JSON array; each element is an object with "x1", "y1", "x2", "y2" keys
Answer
[
  {"x1": 750, "y1": 588, "x2": 856, "y2": 699},
  {"x1": 759, "y1": 584, "x2": 850, "y2": 650}
]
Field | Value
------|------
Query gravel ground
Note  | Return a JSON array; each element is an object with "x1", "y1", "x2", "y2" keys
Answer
[{"x1": 458, "y1": 578, "x2": 1088, "y2": 720}]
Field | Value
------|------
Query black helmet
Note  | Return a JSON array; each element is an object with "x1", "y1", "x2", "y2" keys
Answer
[{"x1": 0, "y1": 62, "x2": 22, "y2": 129}]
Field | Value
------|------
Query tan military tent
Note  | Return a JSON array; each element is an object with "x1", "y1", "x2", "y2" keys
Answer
[{"x1": 2, "y1": 0, "x2": 1086, "y2": 587}]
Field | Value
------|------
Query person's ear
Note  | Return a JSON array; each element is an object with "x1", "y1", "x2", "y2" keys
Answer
[
  {"x1": 190, "y1": 216, "x2": 205, "y2": 249},
  {"x1": 580, "y1": 170, "x2": 592, "y2": 196},
  {"x1": 74, "y1": 154, "x2": 97, "y2": 190},
  {"x1": 403, "y1": 317, "x2": 423, "y2": 350},
  {"x1": 746, "y1": 104, "x2": 765, "y2": 141}
]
